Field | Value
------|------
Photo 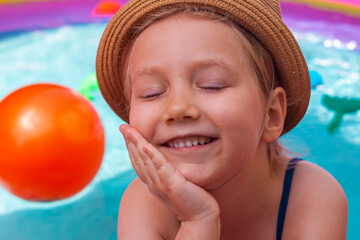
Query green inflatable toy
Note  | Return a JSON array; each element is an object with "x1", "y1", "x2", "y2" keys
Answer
[
  {"x1": 322, "y1": 94, "x2": 360, "y2": 134},
  {"x1": 79, "y1": 73, "x2": 99, "y2": 101}
]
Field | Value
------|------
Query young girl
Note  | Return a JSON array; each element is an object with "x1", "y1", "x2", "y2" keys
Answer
[{"x1": 96, "y1": 0, "x2": 348, "y2": 239}]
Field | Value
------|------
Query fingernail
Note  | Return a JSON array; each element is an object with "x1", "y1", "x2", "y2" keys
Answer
[
  {"x1": 119, "y1": 124, "x2": 129, "y2": 137},
  {"x1": 119, "y1": 124, "x2": 126, "y2": 132}
]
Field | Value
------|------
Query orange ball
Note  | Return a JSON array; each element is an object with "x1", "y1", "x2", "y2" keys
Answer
[
  {"x1": 92, "y1": 1, "x2": 122, "y2": 17},
  {"x1": 0, "y1": 84, "x2": 105, "y2": 202}
]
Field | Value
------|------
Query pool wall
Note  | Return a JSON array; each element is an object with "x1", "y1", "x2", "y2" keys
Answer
[
  {"x1": 281, "y1": 1, "x2": 360, "y2": 50},
  {"x1": 0, "y1": 0, "x2": 129, "y2": 34}
]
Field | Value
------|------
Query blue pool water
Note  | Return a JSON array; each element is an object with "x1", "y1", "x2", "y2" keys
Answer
[{"x1": 0, "y1": 23, "x2": 359, "y2": 239}]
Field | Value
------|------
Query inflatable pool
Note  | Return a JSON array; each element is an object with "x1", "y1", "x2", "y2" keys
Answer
[{"x1": 0, "y1": 0, "x2": 359, "y2": 239}]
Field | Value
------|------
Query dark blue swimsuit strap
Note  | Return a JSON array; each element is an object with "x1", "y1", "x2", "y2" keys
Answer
[{"x1": 276, "y1": 158, "x2": 301, "y2": 240}]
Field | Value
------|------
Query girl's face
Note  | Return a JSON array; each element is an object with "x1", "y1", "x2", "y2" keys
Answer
[{"x1": 128, "y1": 14, "x2": 267, "y2": 190}]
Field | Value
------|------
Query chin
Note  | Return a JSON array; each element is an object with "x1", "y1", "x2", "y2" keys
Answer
[{"x1": 177, "y1": 165, "x2": 224, "y2": 190}]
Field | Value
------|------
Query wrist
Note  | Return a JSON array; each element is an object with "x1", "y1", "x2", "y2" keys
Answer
[{"x1": 175, "y1": 217, "x2": 221, "y2": 240}]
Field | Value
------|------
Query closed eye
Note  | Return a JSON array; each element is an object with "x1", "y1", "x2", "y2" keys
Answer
[
  {"x1": 139, "y1": 88, "x2": 165, "y2": 99},
  {"x1": 199, "y1": 86, "x2": 227, "y2": 91},
  {"x1": 197, "y1": 79, "x2": 229, "y2": 91},
  {"x1": 140, "y1": 92, "x2": 163, "y2": 99}
]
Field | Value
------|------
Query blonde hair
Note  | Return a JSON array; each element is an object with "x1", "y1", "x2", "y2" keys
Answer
[{"x1": 120, "y1": 4, "x2": 285, "y2": 172}]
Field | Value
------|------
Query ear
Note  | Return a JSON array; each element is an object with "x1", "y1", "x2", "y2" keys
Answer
[{"x1": 261, "y1": 87, "x2": 287, "y2": 143}]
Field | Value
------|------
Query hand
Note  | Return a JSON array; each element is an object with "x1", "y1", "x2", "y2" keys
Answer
[{"x1": 119, "y1": 124, "x2": 220, "y2": 224}]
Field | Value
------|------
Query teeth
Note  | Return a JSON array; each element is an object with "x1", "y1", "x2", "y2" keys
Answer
[{"x1": 167, "y1": 137, "x2": 213, "y2": 148}]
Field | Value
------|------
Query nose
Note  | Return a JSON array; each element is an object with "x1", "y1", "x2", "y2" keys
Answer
[{"x1": 162, "y1": 91, "x2": 200, "y2": 123}]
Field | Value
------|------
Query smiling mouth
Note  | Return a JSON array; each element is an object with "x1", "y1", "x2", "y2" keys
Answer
[{"x1": 163, "y1": 136, "x2": 218, "y2": 148}]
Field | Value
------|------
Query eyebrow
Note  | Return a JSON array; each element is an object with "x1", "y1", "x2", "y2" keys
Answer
[
  {"x1": 133, "y1": 58, "x2": 239, "y2": 80},
  {"x1": 191, "y1": 58, "x2": 239, "y2": 75},
  {"x1": 133, "y1": 66, "x2": 163, "y2": 80}
]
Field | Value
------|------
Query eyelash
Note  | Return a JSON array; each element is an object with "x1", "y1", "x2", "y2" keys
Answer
[
  {"x1": 200, "y1": 86, "x2": 227, "y2": 91},
  {"x1": 140, "y1": 92, "x2": 164, "y2": 99}
]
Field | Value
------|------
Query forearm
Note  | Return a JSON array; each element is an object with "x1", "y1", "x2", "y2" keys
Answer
[{"x1": 175, "y1": 218, "x2": 221, "y2": 240}]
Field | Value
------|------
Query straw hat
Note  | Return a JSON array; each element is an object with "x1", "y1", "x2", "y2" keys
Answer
[{"x1": 96, "y1": 0, "x2": 310, "y2": 134}]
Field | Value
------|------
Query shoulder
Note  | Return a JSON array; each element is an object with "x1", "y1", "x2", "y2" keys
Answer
[
  {"x1": 117, "y1": 177, "x2": 180, "y2": 240},
  {"x1": 283, "y1": 160, "x2": 348, "y2": 239}
]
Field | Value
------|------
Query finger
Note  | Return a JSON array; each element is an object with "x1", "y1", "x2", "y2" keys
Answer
[
  {"x1": 129, "y1": 141, "x2": 167, "y2": 199},
  {"x1": 121, "y1": 131, "x2": 136, "y2": 169},
  {"x1": 135, "y1": 148, "x2": 167, "y2": 199},
  {"x1": 127, "y1": 142, "x2": 146, "y2": 183},
  {"x1": 142, "y1": 143, "x2": 180, "y2": 184},
  {"x1": 120, "y1": 125, "x2": 149, "y2": 183},
  {"x1": 121, "y1": 125, "x2": 147, "y2": 146},
  {"x1": 121, "y1": 125, "x2": 159, "y2": 184},
  {"x1": 126, "y1": 134, "x2": 150, "y2": 180},
  {"x1": 142, "y1": 143, "x2": 167, "y2": 171},
  {"x1": 120, "y1": 124, "x2": 145, "y2": 149},
  {"x1": 138, "y1": 144, "x2": 184, "y2": 203},
  {"x1": 119, "y1": 124, "x2": 130, "y2": 137},
  {"x1": 127, "y1": 141, "x2": 153, "y2": 185},
  {"x1": 137, "y1": 143, "x2": 161, "y2": 185}
]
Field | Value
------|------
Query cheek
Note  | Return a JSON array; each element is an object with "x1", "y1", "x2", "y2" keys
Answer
[
  {"x1": 206, "y1": 94, "x2": 264, "y2": 155},
  {"x1": 129, "y1": 99, "x2": 166, "y2": 144},
  {"x1": 205, "y1": 93, "x2": 264, "y2": 131},
  {"x1": 129, "y1": 102, "x2": 154, "y2": 139}
]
